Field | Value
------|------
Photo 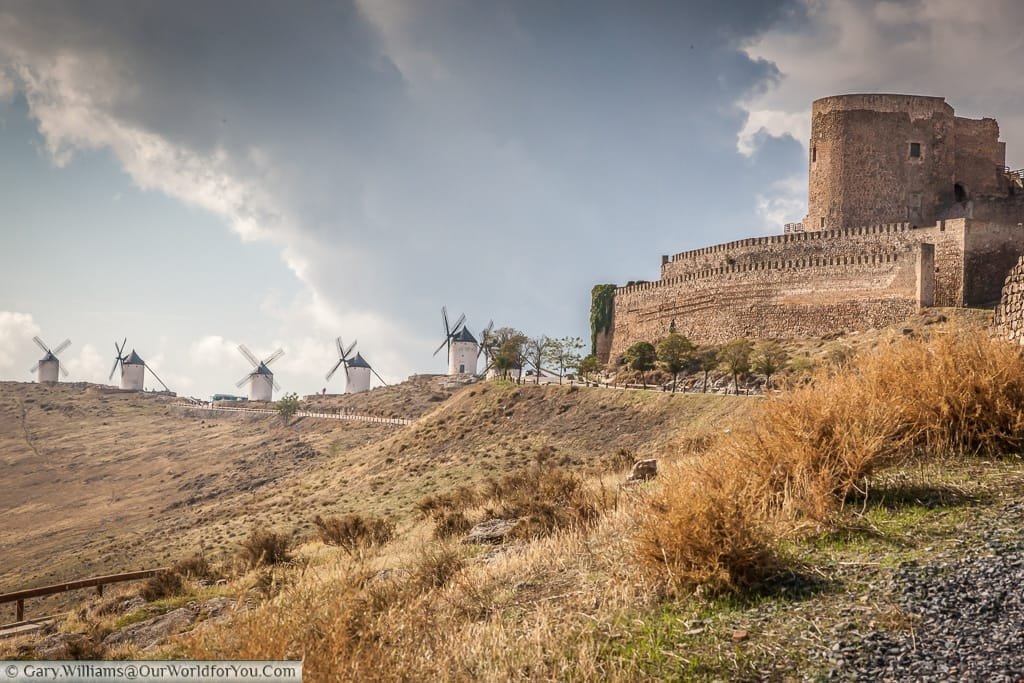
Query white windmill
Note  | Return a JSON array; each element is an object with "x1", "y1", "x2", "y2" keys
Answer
[
  {"x1": 109, "y1": 338, "x2": 170, "y2": 392},
  {"x1": 325, "y1": 338, "x2": 388, "y2": 394},
  {"x1": 30, "y1": 336, "x2": 71, "y2": 383},
  {"x1": 432, "y1": 307, "x2": 479, "y2": 376},
  {"x1": 236, "y1": 344, "x2": 284, "y2": 401}
]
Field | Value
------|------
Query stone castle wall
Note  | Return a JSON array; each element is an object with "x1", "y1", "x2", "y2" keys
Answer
[
  {"x1": 994, "y1": 257, "x2": 1024, "y2": 344},
  {"x1": 608, "y1": 239, "x2": 932, "y2": 360},
  {"x1": 606, "y1": 218, "x2": 1024, "y2": 361}
]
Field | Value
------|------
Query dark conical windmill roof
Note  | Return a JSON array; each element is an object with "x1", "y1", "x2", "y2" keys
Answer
[
  {"x1": 452, "y1": 327, "x2": 478, "y2": 344},
  {"x1": 255, "y1": 362, "x2": 274, "y2": 376},
  {"x1": 41, "y1": 351, "x2": 58, "y2": 362},
  {"x1": 125, "y1": 350, "x2": 145, "y2": 365},
  {"x1": 347, "y1": 352, "x2": 371, "y2": 369}
]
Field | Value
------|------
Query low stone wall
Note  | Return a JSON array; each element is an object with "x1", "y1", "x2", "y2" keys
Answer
[{"x1": 994, "y1": 256, "x2": 1024, "y2": 344}]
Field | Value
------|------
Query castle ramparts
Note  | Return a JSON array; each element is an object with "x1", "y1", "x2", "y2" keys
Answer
[{"x1": 594, "y1": 94, "x2": 1024, "y2": 363}]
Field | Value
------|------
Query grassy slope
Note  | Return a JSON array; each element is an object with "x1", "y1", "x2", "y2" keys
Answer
[{"x1": 0, "y1": 379, "x2": 752, "y2": 607}]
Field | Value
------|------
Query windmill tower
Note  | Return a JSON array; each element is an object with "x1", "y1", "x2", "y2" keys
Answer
[
  {"x1": 236, "y1": 344, "x2": 284, "y2": 401},
  {"x1": 326, "y1": 338, "x2": 388, "y2": 394},
  {"x1": 109, "y1": 338, "x2": 170, "y2": 392},
  {"x1": 433, "y1": 307, "x2": 478, "y2": 376},
  {"x1": 30, "y1": 336, "x2": 71, "y2": 383}
]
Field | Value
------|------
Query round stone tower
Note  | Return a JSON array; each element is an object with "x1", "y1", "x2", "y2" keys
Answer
[{"x1": 804, "y1": 94, "x2": 958, "y2": 230}]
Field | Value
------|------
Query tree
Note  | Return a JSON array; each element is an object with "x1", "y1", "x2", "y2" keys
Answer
[
  {"x1": 695, "y1": 346, "x2": 719, "y2": 393},
  {"x1": 577, "y1": 354, "x2": 602, "y2": 382},
  {"x1": 656, "y1": 333, "x2": 696, "y2": 392},
  {"x1": 276, "y1": 392, "x2": 300, "y2": 423},
  {"x1": 718, "y1": 339, "x2": 753, "y2": 395},
  {"x1": 623, "y1": 341, "x2": 657, "y2": 388},
  {"x1": 751, "y1": 341, "x2": 789, "y2": 389},
  {"x1": 543, "y1": 336, "x2": 585, "y2": 384},
  {"x1": 525, "y1": 335, "x2": 555, "y2": 384},
  {"x1": 485, "y1": 327, "x2": 528, "y2": 380}
]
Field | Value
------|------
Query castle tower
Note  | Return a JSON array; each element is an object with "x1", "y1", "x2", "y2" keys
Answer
[{"x1": 804, "y1": 94, "x2": 1008, "y2": 231}]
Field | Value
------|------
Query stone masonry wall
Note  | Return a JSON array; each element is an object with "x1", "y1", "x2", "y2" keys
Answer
[
  {"x1": 661, "y1": 219, "x2": 967, "y2": 308},
  {"x1": 609, "y1": 243, "x2": 929, "y2": 359},
  {"x1": 994, "y1": 256, "x2": 1024, "y2": 344}
]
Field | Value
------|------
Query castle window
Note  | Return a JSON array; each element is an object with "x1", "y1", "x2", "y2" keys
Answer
[
  {"x1": 820, "y1": 217, "x2": 825, "y2": 228},
  {"x1": 811, "y1": 146, "x2": 817, "y2": 163},
  {"x1": 909, "y1": 142, "x2": 921, "y2": 158}
]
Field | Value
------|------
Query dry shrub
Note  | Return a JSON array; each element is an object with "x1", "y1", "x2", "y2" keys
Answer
[
  {"x1": 173, "y1": 553, "x2": 220, "y2": 581},
  {"x1": 410, "y1": 544, "x2": 465, "y2": 592},
  {"x1": 483, "y1": 464, "x2": 608, "y2": 539},
  {"x1": 431, "y1": 511, "x2": 472, "y2": 539},
  {"x1": 638, "y1": 462, "x2": 780, "y2": 593},
  {"x1": 638, "y1": 329, "x2": 1024, "y2": 592},
  {"x1": 238, "y1": 529, "x2": 292, "y2": 569},
  {"x1": 314, "y1": 514, "x2": 394, "y2": 554},
  {"x1": 140, "y1": 569, "x2": 185, "y2": 601}
]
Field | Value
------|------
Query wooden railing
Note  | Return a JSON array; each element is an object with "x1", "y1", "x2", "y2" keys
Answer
[{"x1": 0, "y1": 568, "x2": 167, "y2": 624}]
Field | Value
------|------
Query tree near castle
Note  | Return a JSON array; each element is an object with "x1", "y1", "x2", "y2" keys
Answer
[
  {"x1": 656, "y1": 332, "x2": 695, "y2": 393},
  {"x1": 695, "y1": 345, "x2": 719, "y2": 393},
  {"x1": 543, "y1": 336, "x2": 585, "y2": 384},
  {"x1": 718, "y1": 339, "x2": 752, "y2": 395},
  {"x1": 525, "y1": 335, "x2": 554, "y2": 384},
  {"x1": 751, "y1": 341, "x2": 789, "y2": 390},
  {"x1": 487, "y1": 327, "x2": 528, "y2": 380},
  {"x1": 577, "y1": 354, "x2": 602, "y2": 382},
  {"x1": 624, "y1": 341, "x2": 657, "y2": 388}
]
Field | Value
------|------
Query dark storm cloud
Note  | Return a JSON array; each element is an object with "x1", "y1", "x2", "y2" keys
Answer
[{"x1": 0, "y1": 0, "x2": 797, "y2": 373}]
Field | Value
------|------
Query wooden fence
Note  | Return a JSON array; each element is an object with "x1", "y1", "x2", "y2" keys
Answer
[
  {"x1": 171, "y1": 403, "x2": 412, "y2": 426},
  {"x1": 1, "y1": 568, "x2": 167, "y2": 624}
]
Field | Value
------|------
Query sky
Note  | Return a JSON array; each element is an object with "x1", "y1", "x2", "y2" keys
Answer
[{"x1": 3, "y1": 0, "x2": 1024, "y2": 399}]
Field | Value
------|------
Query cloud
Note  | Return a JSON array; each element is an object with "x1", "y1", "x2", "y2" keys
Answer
[
  {"x1": 754, "y1": 175, "x2": 806, "y2": 233},
  {"x1": 0, "y1": 1, "x2": 793, "y2": 393},
  {"x1": 63, "y1": 343, "x2": 107, "y2": 383},
  {"x1": 738, "y1": 0, "x2": 1024, "y2": 165},
  {"x1": 0, "y1": 311, "x2": 42, "y2": 373}
]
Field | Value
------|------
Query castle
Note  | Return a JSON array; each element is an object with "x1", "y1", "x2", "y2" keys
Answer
[{"x1": 593, "y1": 94, "x2": 1024, "y2": 363}]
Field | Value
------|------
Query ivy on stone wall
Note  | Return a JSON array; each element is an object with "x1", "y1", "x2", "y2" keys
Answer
[{"x1": 590, "y1": 284, "x2": 617, "y2": 355}]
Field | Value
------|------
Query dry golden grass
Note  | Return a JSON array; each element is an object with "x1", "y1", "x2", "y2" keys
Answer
[{"x1": 638, "y1": 328, "x2": 1024, "y2": 592}]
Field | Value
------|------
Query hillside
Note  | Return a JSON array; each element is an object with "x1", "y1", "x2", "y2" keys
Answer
[{"x1": 0, "y1": 378, "x2": 753, "y2": 614}]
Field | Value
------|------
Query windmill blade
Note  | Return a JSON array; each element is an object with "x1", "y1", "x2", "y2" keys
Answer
[
  {"x1": 442, "y1": 306, "x2": 450, "y2": 338},
  {"x1": 108, "y1": 352, "x2": 122, "y2": 381},
  {"x1": 451, "y1": 313, "x2": 466, "y2": 334},
  {"x1": 32, "y1": 336, "x2": 50, "y2": 354},
  {"x1": 273, "y1": 378, "x2": 281, "y2": 391},
  {"x1": 325, "y1": 358, "x2": 344, "y2": 381},
  {"x1": 335, "y1": 337, "x2": 344, "y2": 357},
  {"x1": 235, "y1": 372, "x2": 252, "y2": 389},
  {"x1": 29, "y1": 361, "x2": 40, "y2": 373},
  {"x1": 370, "y1": 366, "x2": 389, "y2": 386},
  {"x1": 343, "y1": 340, "x2": 357, "y2": 359},
  {"x1": 59, "y1": 364, "x2": 69, "y2": 378},
  {"x1": 144, "y1": 363, "x2": 170, "y2": 392},
  {"x1": 117, "y1": 338, "x2": 127, "y2": 357},
  {"x1": 344, "y1": 363, "x2": 351, "y2": 382},
  {"x1": 238, "y1": 344, "x2": 260, "y2": 367},
  {"x1": 264, "y1": 348, "x2": 285, "y2": 366},
  {"x1": 432, "y1": 338, "x2": 449, "y2": 357},
  {"x1": 52, "y1": 339, "x2": 71, "y2": 356}
]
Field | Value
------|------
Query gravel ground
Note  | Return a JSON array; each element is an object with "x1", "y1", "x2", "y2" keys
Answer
[{"x1": 829, "y1": 501, "x2": 1024, "y2": 681}]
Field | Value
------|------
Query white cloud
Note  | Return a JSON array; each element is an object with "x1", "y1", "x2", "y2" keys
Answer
[
  {"x1": 64, "y1": 343, "x2": 107, "y2": 384},
  {"x1": 754, "y1": 175, "x2": 806, "y2": 233},
  {"x1": 738, "y1": 0, "x2": 1024, "y2": 165},
  {"x1": 0, "y1": 311, "x2": 42, "y2": 373}
]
